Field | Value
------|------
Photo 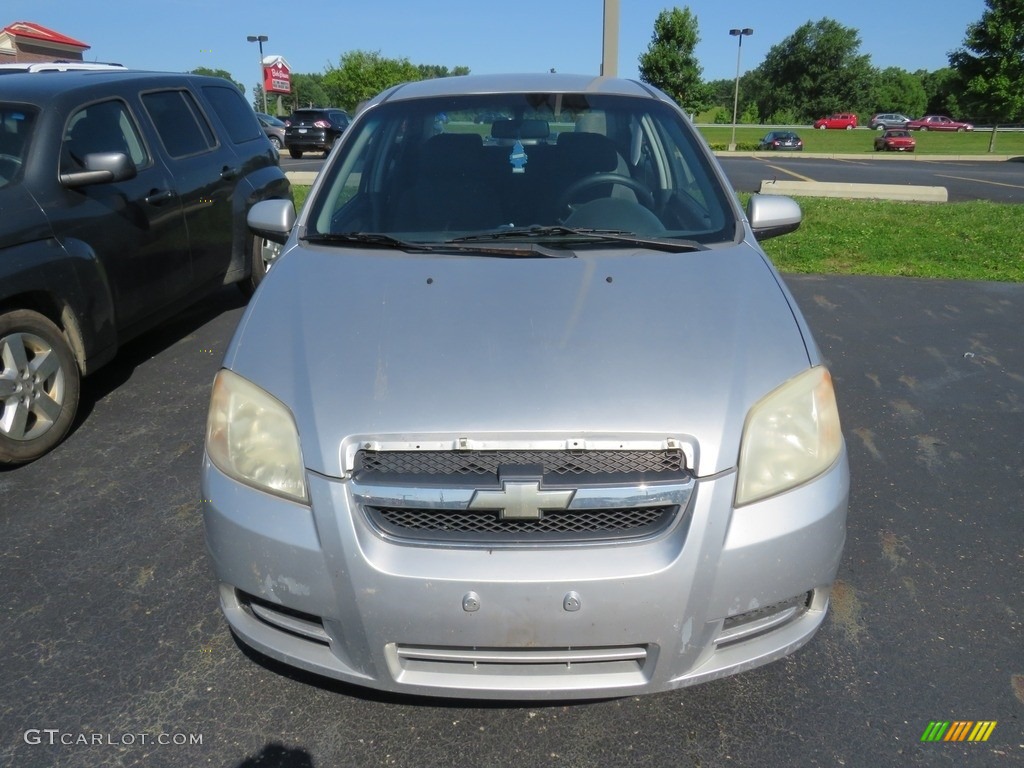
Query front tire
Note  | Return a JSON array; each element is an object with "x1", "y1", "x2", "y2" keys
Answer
[{"x1": 0, "y1": 310, "x2": 80, "y2": 465}]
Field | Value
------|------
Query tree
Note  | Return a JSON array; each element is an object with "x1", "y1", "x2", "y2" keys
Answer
[
  {"x1": 286, "y1": 73, "x2": 331, "y2": 111},
  {"x1": 867, "y1": 67, "x2": 927, "y2": 118},
  {"x1": 189, "y1": 67, "x2": 244, "y2": 93},
  {"x1": 637, "y1": 7, "x2": 713, "y2": 115},
  {"x1": 752, "y1": 19, "x2": 874, "y2": 123},
  {"x1": 322, "y1": 51, "x2": 423, "y2": 112},
  {"x1": 950, "y1": 0, "x2": 1024, "y2": 150},
  {"x1": 919, "y1": 68, "x2": 964, "y2": 117},
  {"x1": 417, "y1": 64, "x2": 470, "y2": 80}
]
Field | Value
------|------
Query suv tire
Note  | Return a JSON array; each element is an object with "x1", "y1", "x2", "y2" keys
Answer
[
  {"x1": 240, "y1": 233, "x2": 283, "y2": 296},
  {"x1": 289, "y1": 148, "x2": 303, "y2": 159},
  {"x1": 0, "y1": 310, "x2": 80, "y2": 464}
]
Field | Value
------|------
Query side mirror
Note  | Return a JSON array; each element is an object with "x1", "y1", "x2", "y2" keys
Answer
[
  {"x1": 248, "y1": 198, "x2": 295, "y2": 245},
  {"x1": 60, "y1": 152, "x2": 137, "y2": 188},
  {"x1": 746, "y1": 194, "x2": 802, "y2": 240}
]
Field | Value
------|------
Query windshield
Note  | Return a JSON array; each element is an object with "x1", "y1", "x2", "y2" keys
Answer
[
  {"x1": 0, "y1": 105, "x2": 35, "y2": 190},
  {"x1": 305, "y1": 92, "x2": 736, "y2": 247}
]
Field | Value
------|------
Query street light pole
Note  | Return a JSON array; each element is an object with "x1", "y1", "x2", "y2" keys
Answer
[
  {"x1": 247, "y1": 35, "x2": 269, "y2": 113},
  {"x1": 729, "y1": 28, "x2": 753, "y2": 151}
]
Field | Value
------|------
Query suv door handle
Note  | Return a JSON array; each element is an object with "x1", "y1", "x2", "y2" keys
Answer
[
  {"x1": 220, "y1": 166, "x2": 238, "y2": 180},
  {"x1": 145, "y1": 189, "x2": 175, "y2": 205}
]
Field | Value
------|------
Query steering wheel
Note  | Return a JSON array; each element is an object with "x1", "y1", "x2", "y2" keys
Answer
[{"x1": 557, "y1": 173, "x2": 656, "y2": 213}]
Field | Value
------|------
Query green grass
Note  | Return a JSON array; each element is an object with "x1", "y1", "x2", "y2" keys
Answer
[
  {"x1": 699, "y1": 125, "x2": 1024, "y2": 156},
  {"x1": 757, "y1": 197, "x2": 1024, "y2": 282},
  {"x1": 288, "y1": 187, "x2": 1024, "y2": 283}
]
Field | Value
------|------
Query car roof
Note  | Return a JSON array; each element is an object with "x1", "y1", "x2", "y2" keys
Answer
[
  {"x1": 0, "y1": 69, "x2": 239, "y2": 102},
  {"x1": 367, "y1": 73, "x2": 668, "y2": 107}
]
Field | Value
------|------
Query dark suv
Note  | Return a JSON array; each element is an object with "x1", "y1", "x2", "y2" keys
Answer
[
  {"x1": 284, "y1": 108, "x2": 350, "y2": 158},
  {"x1": 0, "y1": 70, "x2": 291, "y2": 464}
]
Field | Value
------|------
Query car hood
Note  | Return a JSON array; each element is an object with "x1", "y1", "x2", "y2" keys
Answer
[{"x1": 225, "y1": 242, "x2": 812, "y2": 478}]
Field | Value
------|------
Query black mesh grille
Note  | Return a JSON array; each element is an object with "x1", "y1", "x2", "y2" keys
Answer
[
  {"x1": 367, "y1": 505, "x2": 677, "y2": 544},
  {"x1": 356, "y1": 449, "x2": 685, "y2": 478}
]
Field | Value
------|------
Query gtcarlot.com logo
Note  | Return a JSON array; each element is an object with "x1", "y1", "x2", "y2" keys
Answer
[
  {"x1": 24, "y1": 729, "x2": 203, "y2": 746},
  {"x1": 920, "y1": 721, "x2": 997, "y2": 742}
]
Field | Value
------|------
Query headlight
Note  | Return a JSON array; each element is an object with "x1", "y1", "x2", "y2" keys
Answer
[
  {"x1": 735, "y1": 366, "x2": 843, "y2": 507},
  {"x1": 205, "y1": 369, "x2": 308, "y2": 503}
]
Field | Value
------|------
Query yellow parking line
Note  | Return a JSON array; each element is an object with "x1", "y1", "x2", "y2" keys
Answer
[
  {"x1": 938, "y1": 174, "x2": 1024, "y2": 191},
  {"x1": 763, "y1": 163, "x2": 817, "y2": 182}
]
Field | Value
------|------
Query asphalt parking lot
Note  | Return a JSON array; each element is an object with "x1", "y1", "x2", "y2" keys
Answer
[{"x1": 2, "y1": 274, "x2": 1022, "y2": 768}]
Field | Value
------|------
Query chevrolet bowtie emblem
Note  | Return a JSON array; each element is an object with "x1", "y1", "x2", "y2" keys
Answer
[{"x1": 467, "y1": 481, "x2": 575, "y2": 520}]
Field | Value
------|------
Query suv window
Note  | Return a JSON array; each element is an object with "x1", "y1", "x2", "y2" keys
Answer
[
  {"x1": 0, "y1": 105, "x2": 36, "y2": 189},
  {"x1": 202, "y1": 85, "x2": 262, "y2": 144},
  {"x1": 60, "y1": 99, "x2": 149, "y2": 173},
  {"x1": 142, "y1": 89, "x2": 217, "y2": 157}
]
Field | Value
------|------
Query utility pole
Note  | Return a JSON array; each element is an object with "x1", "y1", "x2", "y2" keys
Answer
[{"x1": 602, "y1": 0, "x2": 619, "y2": 76}]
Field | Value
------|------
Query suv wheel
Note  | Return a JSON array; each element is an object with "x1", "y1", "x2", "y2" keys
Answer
[
  {"x1": 0, "y1": 310, "x2": 80, "y2": 464},
  {"x1": 289, "y1": 148, "x2": 303, "y2": 159},
  {"x1": 253, "y1": 234, "x2": 282, "y2": 289}
]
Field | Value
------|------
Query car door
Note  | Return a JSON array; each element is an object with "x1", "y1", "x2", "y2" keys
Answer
[
  {"x1": 140, "y1": 87, "x2": 237, "y2": 289},
  {"x1": 50, "y1": 97, "x2": 191, "y2": 332}
]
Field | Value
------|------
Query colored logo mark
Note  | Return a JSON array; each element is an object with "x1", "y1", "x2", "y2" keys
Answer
[{"x1": 920, "y1": 721, "x2": 997, "y2": 742}]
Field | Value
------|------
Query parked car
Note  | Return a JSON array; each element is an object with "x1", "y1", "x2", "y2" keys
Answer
[
  {"x1": 203, "y1": 73, "x2": 850, "y2": 701},
  {"x1": 284, "y1": 107, "x2": 350, "y2": 158},
  {"x1": 874, "y1": 129, "x2": 916, "y2": 152},
  {"x1": 813, "y1": 113, "x2": 857, "y2": 130},
  {"x1": 256, "y1": 112, "x2": 287, "y2": 150},
  {"x1": 868, "y1": 113, "x2": 911, "y2": 131},
  {"x1": 906, "y1": 115, "x2": 974, "y2": 132},
  {"x1": 757, "y1": 130, "x2": 803, "y2": 151},
  {"x1": 0, "y1": 70, "x2": 290, "y2": 464}
]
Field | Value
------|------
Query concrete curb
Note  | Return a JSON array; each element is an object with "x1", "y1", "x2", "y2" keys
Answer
[
  {"x1": 758, "y1": 178, "x2": 948, "y2": 202},
  {"x1": 718, "y1": 151, "x2": 1019, "y2": 162},
  {"x1": 286, "y1": 171, "x2": 319, "y2": 185}
]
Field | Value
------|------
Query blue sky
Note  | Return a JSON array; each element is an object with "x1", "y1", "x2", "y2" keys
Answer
[{"x1": 4, "y1": 1, "x2": 986, "y2": 99}]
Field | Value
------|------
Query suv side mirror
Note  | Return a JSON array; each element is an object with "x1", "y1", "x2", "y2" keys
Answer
[
  {"x1": 746, "y1": 194, "x2": 802, "y2": 240},
  {"x1": 60, "y1": 152, "x2": 137, "y2": 188}
]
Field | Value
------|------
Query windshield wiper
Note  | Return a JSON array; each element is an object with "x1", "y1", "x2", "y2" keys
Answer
[
  {"x1": 302, "y1": 231, "x2": 573, "y2": 258},
  {"x1": 303, "y1": 232, "x2": 438, "y2": 251},
  {"x1": 449, "y1": 225, "x2": 703, "y2": 253}
]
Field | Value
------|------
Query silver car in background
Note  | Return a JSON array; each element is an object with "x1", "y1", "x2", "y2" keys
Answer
[{"x1": 202, "y1": 73, "x2": 849, "y2": 700}]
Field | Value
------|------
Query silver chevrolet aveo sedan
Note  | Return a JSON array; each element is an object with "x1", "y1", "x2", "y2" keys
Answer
[{"x1": 202, "y1": 73, "x2": 849, "y2": 700}]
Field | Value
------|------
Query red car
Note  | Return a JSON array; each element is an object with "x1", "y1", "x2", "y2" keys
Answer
[
  {"x1": 813, "y1": 113, "x2": 857, "y2": 130},
  {"x1": 906, "y1": 115, "x2": 974, "y2": 132},
  {"x1": 874, "y1": 129, "x2": 916, "y2": 152}
]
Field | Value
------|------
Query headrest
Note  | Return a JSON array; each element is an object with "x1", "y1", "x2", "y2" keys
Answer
[
  {"x1": 555, "y1": 131, "x2": 619, "y2": 173},
  {"x1": 421, "y1": 132, "x2": 484, "y2": 172}
]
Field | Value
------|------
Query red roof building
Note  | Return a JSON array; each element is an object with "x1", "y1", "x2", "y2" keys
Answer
[{"x1": 0, "y1": 21, "x2": 90, "y2": 63}]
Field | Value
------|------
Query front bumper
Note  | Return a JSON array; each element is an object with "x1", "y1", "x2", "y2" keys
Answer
[{"x1": 202, "y1": 448, "x2": 848, "y2": 700}]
